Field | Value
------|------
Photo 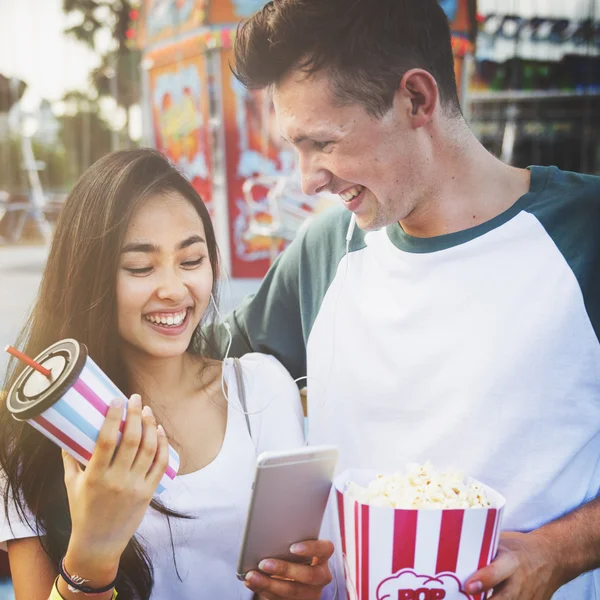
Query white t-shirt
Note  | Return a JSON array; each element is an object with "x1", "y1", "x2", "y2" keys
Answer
[{"x1": 0, "y1": 353, "x2": 306, "y2": 599}]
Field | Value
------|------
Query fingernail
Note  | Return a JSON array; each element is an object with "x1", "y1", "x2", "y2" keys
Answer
[
  {"x1": 129, "y1": 394, "x2": 142, "y2": 408},
  {"x1": 157, "y1": 424, "x2": 166, "y2": 437},
  {"x1": 290, "y1": 543, "x2": 305, "y2": 554},
  {"x1": 245, "y1": 572, "x2": 259, "y2": 584},
  {"x1": 258, "y1": 559, "x2": 275, "y2": 572},
  {"x1": 142, "y1": 405, "x2": 153, "y2": 418},
  {"x1": 111, "y1": 398, "x2": 123, "y2": 408},
  {"x1": 467, "y1": 581, "x2": 483, "y2": 593}
]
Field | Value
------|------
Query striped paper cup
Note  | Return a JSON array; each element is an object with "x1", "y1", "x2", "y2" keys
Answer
[
  {"x1": 334, "y1": 469, "x2": 505, "y2": 600},
  {"x1": 6, "y1": 339, "x2": 179, "y2": 495}
]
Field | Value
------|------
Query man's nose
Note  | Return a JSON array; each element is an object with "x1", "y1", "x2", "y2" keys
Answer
[{"x1": 299, "y1": 154, "x2": 332, "y2": 196}]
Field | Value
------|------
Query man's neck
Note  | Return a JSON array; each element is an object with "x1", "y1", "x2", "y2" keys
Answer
[{"x1": 400, "y1": 127, "x2": 531, "y2": 238}]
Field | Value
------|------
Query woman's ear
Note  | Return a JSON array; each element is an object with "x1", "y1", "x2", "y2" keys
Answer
[{"x1": 398, "y1": 68, "x2": 439, "y2": 127}]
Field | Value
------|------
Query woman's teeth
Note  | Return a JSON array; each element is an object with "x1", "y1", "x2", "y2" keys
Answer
[
  {"x1": 144, "y1": 309, "x2": 188, "y2": 327},
  {"x1": 339, "y1": 185, "x2": 364, "y2": 202}
]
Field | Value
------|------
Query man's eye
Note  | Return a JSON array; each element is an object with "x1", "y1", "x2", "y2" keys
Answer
[
  {"x1": 182, "y1": 258, "x2": 204, "y2": 268},
  {"x1": 314, "y1": 141, "x2": 333, "y2": 151},
  {"x1": 124, "y1": 266, "x2": 152, "y2": 275}
]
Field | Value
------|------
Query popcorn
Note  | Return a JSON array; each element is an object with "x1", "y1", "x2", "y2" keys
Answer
[{"x1": 345, "y1": 461, "x2": 491, "y2": 509}]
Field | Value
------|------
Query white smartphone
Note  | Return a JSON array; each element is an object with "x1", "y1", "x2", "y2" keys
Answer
[{"x1": 237, "y1": 444, "x2": 338, "y2": 580}]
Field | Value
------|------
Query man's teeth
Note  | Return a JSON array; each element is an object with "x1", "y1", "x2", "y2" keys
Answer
[
  {"x1": 339, "y1": 185, "x2": 364, "y2": 202},
  {"x1": 145, "y1": 309, "x2": 188, "y2": 327}
]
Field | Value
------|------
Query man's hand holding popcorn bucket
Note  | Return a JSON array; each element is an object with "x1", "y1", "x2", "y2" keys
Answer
[{"x1": 334, "y1": 462, "x2": 506, "y2": 600}]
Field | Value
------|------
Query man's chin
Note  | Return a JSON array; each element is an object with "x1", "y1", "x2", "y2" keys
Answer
[{"x1": 355, "y1": 212, "x2": 389, "y2": 232}]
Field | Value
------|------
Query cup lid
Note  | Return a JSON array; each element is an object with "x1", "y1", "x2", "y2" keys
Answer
[{"x1": 7, "y1": 339, "x2": 88, "y2": 420}]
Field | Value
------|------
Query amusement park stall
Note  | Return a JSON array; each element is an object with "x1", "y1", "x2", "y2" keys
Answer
[{"x1": 137, "y1": 0, "x2": 477, "y2": 279}]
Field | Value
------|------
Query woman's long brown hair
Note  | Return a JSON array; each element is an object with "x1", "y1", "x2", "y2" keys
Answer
[{"x1": 0, "y1": 148, "x2": 221, "y2": 599}]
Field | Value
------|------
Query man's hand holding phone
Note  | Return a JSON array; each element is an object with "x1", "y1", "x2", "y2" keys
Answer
[{"x1": 245, "y1": 538, "x2": 334, "y2": 599}]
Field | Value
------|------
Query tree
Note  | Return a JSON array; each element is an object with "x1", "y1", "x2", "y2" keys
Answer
[
  {"x1": 59, "y1": 91, "x2": 114, "y2": 182},
  {"x1": 0, "y1": 73, "x2": 27, "y2": 113},
  {"x1": 62, "y1": 0, "x2": 140, "y2": 139}
]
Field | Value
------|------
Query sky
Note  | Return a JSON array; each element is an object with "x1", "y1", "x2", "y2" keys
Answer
[{"x1": 0, "y1": 0, "x2": 102, "y2": 111}]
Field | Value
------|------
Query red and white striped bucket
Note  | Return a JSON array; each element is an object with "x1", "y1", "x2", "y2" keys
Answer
[{"x1": 334, "y1": 469, "x2": 505, "y2": 600}]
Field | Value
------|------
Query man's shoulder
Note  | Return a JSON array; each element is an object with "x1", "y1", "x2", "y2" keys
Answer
[
  {"x1": 301, "y1": 204, "x2": 366, "y2": 254},
  {"x1": 303, "y1": 204, "x2": 351, "y2": 240},
  {"x1": 534, "y1": 165, "x2": 600, "y2": 205},
  {"x1": 525, "y1": 166, "x2": 600, "y2": 226}
]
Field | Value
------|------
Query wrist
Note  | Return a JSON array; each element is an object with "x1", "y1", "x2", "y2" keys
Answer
[
  {"x1": 529, "y1": 526, "x2": 576, "y2": 588},
  {"x1": 63, "y1": 549, "x2": 119, "y2": 590}
]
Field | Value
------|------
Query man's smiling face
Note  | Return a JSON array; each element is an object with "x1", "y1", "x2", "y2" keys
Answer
[{"x1": 273, "y1": 68, "x2": 430, "y2": 231}]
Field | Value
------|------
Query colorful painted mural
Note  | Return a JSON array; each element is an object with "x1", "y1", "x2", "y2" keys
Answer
[
  {"x1": 140, "y1": 0, "x2": 207, "y2": 47},
  {"x1": 141, "y1": 0, "x2": 478, "y2": 277},
  {"x1": 149, "y1": 52, "x2": 213, "y2": 213}
]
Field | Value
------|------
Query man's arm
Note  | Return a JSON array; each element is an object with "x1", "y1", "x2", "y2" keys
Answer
[
  {"x1": 209, "y1": 206, "x2": 355, "y2": 381},
  {"x1": 214, "y1": 244, "x2": 307, "y2": 380},
  {"x1": 466, "y1": 496, "x2": 600, "y2": 599}
]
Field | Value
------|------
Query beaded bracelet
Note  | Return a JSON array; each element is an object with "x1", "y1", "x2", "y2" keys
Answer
[{"x1": 58, "y1": 558, "x2": 119, "y2": 597}]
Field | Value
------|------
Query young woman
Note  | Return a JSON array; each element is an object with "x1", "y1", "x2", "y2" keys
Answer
[{"x1": 0, "y1": 149, "x2": 333, "y2": 600}]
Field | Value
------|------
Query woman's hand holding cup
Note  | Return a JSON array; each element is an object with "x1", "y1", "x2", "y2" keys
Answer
[{"x1": 61, "y1": 394, "x2": 169, "y2": 585}]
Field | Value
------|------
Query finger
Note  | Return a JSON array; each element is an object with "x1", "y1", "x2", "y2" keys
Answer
[
  {"x1": 465, "y1": 552, "x2": 519, "y2": 594},
  {"x1": 257, "y1": 558, "x2": 332, "y2": 587},
  {"x1": 88, "y1": 398, "x2": 124, "y2": 472},
  {"x1": 112, "y1": 394, "x2": 143, "y2": 470},
  {"x1": 131, "y1": 405, "x2": 158, "y2": 476},
  {"x1": 245, "y1": 570, "x2": 320, "y2": 599},
  {"x1": 61, "y1": 450, "x2": 83, "y2": 485},
  {"x1": 290, "y1": 539, "x2": 335, "y2": 565},
  {"x1": 146, "y1": 425, "x2": 169, "y2": 485},
  {"x1": 480, "y1": 580, "x2": 510, "y2": 599}
]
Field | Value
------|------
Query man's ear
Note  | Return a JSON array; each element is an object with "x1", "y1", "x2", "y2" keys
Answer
[{"x1": 397, "y1": 69, "x2": 439, "y2": 127}]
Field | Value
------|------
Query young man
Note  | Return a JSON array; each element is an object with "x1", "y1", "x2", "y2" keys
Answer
[{"x1": 222, "y1": 0, "x2": 600, "y2": 598}]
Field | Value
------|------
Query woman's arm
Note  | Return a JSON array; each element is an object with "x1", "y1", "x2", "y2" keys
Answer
[
  {"x1": 8, "y1": 537, "x2": 55, "y2": 600},
  {"x1": 7, "y1": 395, "x2": 167, "y2": 600},
  {"x1": 8, "y1": 536, "x2": 116, "y2": 600}
]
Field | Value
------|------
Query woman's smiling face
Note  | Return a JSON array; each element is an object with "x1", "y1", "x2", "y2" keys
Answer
[{"x1": 116, "y1": 192, "x2": 214, "y2": 360}]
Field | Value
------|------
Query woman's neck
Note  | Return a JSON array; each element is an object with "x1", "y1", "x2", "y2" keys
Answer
[{"x1": 121, "y1": 349, "x2": 201, "y2": 414}]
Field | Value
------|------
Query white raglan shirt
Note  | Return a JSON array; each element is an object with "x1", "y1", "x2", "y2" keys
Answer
[{"x1": 225, "y1": 166, "x2": 600, "y2": 600}]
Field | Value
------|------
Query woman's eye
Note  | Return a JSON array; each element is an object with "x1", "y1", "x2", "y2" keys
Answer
[
  {"x1": 182, "y1": 257, "x2": 204, "y2": 268},
  {"x1": 124, "y1": 266, "x2": 153, "y2": 275}
]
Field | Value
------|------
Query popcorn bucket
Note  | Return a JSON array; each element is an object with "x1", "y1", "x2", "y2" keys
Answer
[
  {"x1": 334, "y1": 469, "x2": 505, "y2": 600},
  {"x1": 6, "y1": 339, "x2": 179, "y2": 494}
]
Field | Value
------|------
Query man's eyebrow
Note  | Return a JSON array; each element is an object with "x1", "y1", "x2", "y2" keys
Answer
[
  {"x1": 282, "y1": 132, "x2": 333, "y2": 145},
  {"x1": 121, "y1": 235, "x2": 205, "y2": 254}
]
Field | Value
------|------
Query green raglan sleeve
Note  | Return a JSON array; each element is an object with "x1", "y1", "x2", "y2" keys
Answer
[
  {"x1": 223, "y1": 240, "x2": 307, "y2": 380},
  {"x1": 526, "y1": 167, "x2": 600, "y2": 344},
  {"x1": 213, "y1": 206, "x2": 358, "y2": 381}
]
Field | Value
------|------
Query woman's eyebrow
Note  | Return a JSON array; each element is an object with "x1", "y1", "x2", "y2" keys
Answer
[
  {"x1": 121, "y1": 242, "x2": 159, "y2": 254},
  {"x1": 178, "y1": 234, "x2": 206, "y2": 250},
  {"x1": 121, "y1": 235, "x2": 206, "y2": 254}
]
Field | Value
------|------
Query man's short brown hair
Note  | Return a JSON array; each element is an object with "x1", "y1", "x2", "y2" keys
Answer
[{"x1": 233, "y1": 0, "x2": 461, "y2": 118}]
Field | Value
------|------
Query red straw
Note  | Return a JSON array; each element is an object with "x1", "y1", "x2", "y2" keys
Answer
[{"x1": 4, "y1": 345, "x2": 52, "y2": 378}]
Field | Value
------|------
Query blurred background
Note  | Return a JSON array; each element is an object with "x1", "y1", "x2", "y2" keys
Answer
[{"x1": 0, "y1": 0, "x2": 599, "y2": 593}]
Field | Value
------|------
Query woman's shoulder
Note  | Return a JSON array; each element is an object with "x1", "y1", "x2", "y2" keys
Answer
[
  {"x1": 236, "y1": 352, "x2": 296, "y2": 382},
  {"x1": 232, "y1": 354, "x2": 305, "y2": 446}
]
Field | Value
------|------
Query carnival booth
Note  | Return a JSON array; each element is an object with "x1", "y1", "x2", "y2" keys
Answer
[{"x1": 138, "y1": 0, "x2": 478, "y2": 278}]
